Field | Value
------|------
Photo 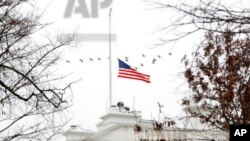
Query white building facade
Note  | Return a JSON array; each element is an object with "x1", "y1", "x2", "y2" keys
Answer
[{"x1": 64, "y1": 105, "x2": 228, "y2": 141}]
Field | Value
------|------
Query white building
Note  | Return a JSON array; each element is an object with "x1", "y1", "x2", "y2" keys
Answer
[{"x1": 64, "y1": 103, "x2": 228, "y2": 141}]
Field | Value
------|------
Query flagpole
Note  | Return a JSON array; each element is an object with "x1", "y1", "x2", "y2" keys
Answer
[{"x1": 109, "y1": 8, "x2": 113, "y2": 107}]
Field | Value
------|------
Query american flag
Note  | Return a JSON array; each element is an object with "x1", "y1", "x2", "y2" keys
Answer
[{"x1": 118, "y1": 59, "x2": 150, "y2": 83}]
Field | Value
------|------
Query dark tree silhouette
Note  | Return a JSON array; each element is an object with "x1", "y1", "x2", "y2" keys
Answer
[
  {"x1": 0, "y1": 0, "x2": 75, "y2": 140},
  {"x1": 182, "y1": 30, "x2": 250, "y2": 131}
]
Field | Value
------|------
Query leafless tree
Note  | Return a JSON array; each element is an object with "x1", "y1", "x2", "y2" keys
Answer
[
  {"x1": 0, "y1": 0, "x2": 76, "y2": 140},
  {"x1": 147, "y1": 0, "x2": 250, "y2": 43}
]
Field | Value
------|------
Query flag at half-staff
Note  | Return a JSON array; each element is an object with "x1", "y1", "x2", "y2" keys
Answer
[{"x1": 118, "y1": 59, "x2": 150, "y2": 83}]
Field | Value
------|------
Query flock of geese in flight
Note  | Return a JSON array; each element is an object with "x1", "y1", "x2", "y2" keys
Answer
[{"x1": 64, "y1": 53, "x2": 172, "y2": 69}]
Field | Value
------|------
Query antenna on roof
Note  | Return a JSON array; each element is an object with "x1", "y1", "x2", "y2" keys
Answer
[{"x1": 106, "y1": 100, "x2": 108, "y2": 113}]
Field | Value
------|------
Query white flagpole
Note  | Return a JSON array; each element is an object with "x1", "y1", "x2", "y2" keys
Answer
[{"x1": 109, "y1": 8, "x2": 113, "y2": 107}]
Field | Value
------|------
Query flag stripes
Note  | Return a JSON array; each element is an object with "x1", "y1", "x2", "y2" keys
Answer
[{"x1": 118, "y1": 59, "x2": 150, "y2": 83}]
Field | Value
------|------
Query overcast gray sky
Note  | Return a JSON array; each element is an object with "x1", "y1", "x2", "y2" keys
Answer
[
  {"x1": 34, "y1": 0, "x2": 250, "y2": 132},
  {"x1": 34, "y1": 0, "x2": 202, "y2": 131}
]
